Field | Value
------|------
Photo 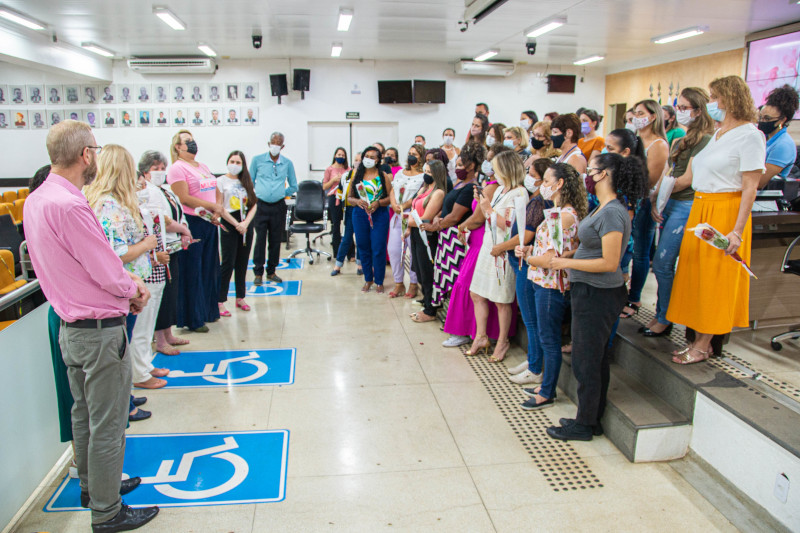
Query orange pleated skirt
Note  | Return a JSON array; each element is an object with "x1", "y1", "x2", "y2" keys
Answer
[{"x1": 666, "y1": 191, "x2": 751, "y2": 335}]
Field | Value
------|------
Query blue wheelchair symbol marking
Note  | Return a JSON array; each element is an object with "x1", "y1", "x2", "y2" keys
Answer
[
  {"x1": 151, "y1": 348, "x2": 295, "y2": 388},
  {"x1": 45, "y1": 430, "x2": 289, "y2": 510},
  {"x1": 247, "y1": 258, "x2": 304, "y2": 270},
  {"x1": 229, "y1": 280, "x2": 302, "y2": 297}
]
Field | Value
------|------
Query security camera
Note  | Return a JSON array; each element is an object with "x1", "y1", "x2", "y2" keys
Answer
[
  {"x1": 526, "y1": 38, "x2": 536, "y2": 55},
  {"x1": 252, "y1": 34, "x2": 263, "y2": 49},
  {"x1": 458, "y1": 20, "x2": 469, "y2": 33}
]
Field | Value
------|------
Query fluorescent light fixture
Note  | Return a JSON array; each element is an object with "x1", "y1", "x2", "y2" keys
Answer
[
  {"x1": 197, "y1": 43, "x2": 217, "y2": 57},
  {"x1": 331, "y1": 42, "x2": 343, "y2": 57},
  {"x1": 474, "y1": 49, "x2": 499, "y2": 62},
  {"x1": 524, "y1": 17, "x2": 566, "y2": 38},
  {"x1": 81, "y1": 42, "x2": 115, "y2": 57},
  {"x1": 0, "y1": 5, "x2": 46, "y2": 30},
  {"x1": 338, "y1": 8, "x2": 353, "y2": 31},
  {"x1": 153, "y1": 6, "x2": 186, "y2": 30},
  {"x1": 652, "y1": 26, "x2": 708, "y2": 44},
  {"x1": 573, "y1": 55, "x2": 604, "y2": 65}
]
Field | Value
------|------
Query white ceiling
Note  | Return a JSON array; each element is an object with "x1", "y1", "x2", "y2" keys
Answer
[{"x1": 2, "y1": 0, "x2": 799, "y2": 70}]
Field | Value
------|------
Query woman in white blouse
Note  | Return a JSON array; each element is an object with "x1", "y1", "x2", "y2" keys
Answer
[{"x1": 667, "y1": 76, "x2": 766, "y2": 364}]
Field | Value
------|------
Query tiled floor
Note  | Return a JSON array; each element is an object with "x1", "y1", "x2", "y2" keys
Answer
[{"x1": 12, "y1": 256, "x2": 740, "y2": 532}]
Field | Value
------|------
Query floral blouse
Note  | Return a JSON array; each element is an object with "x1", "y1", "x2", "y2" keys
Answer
[
  {"x1": 528, "y1": 206, "x2": 579, "y2": 291},
  {"x1": 94, "y1": 194, "x2": 152, "y2": 280}
]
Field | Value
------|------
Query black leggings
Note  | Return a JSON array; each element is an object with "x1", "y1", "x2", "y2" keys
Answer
[
  {"x1": 219, "y1": 212, "x2": 254, "y2": 301},
  {"x1": 410, "y1": 227, "x2": 438, "y2": 316}
]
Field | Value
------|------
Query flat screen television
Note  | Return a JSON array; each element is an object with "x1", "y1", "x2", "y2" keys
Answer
[
  {"x1": 378, "y1": 80, "x2": 413, "y2": 104},
  {"x1": 547, "y1": 74, "x2": 576, "y2": 94},
  {"x1": 413, "y1": 80, "x2": 446, "y2": 104},
  {"x1": 746, "y1": 29, "x2": 800, "y2": 118}
]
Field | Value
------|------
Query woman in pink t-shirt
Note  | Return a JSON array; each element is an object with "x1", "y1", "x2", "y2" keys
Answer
[
  {"x1": 167, "y1": 129, "x2": 224, "y2": 332},
  {"x1": 322, "y1": 147, "x2": 350, "y2": 259}
]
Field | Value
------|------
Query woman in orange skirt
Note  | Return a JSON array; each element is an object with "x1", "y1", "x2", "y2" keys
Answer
[{"x1": 667, "y1": 76, "x2": 766, "y2": 364}]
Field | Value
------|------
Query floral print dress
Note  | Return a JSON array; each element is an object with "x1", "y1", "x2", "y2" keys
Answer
[
  {"x1": 528, "y1": 206, "x2": 579, "y2": 292},
  {"x1": 94, "y1": 194, "x2": 152, "y2": 280}
]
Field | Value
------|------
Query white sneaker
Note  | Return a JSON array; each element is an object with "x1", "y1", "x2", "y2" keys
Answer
[
  {"x1": 509, "y1": 369, "x2": 543, "y2": 385},
  {"x1": 442, "y1": 335, "x2": 470, "y2": 348},
  {"x1": 507, "y1": 361, "x2": 529, "y2": 375},
  {"x1": 68, "y1": 464, "x2": 78, "y2": 479}
]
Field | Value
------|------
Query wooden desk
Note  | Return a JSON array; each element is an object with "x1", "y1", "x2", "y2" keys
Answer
[{"x1": 749, "y1": 211, "x2": 800, "y2": 326}]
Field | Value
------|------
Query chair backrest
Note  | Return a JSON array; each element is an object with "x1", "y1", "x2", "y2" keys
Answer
[
  {"x1": 0, "y1": 203, "x2": 12, "y2": 222},
  {"x1": 0, "y1": 249, "x2": 15, "y2": 288},
  {"x1": 11, "y1": 199, "x2": 24, "y2": 223},
  {"x1": 294, "y1": 180, "x2": 325, "y2": 222},
  {"x1": 0, "y1": 214, "x2": 23, "y2": 263},
  {"x1": 2, "y1": 191, "x2": 17, "y2": 204},
  {"x1": 17, "y1": 188, "x2": 29, "y2": 199}
]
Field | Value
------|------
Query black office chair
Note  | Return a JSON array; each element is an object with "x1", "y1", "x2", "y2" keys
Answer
[
  {"x1": 287, "y1": 181, "x2": 330, "y2": 264},
  {"x1": 771, "y1": 234, "x2": 800, "y2": 351}
]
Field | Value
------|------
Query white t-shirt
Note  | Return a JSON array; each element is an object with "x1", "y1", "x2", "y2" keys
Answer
[
  {"x1": 392, "y1": 171, "x2": 424, "y2": 204},
  {"x1": 691, "y1": 123, "x2": 766, "y2": 193},
  {"x1": 217, "y1": 175, "x2": 249, "y2": 213}
]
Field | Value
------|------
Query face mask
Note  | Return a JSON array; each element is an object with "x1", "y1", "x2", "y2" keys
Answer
[
  {"x1": 362, "y1": 157, "x2": 376, "y2": 169},
  {"x1": 585, "y1": 172, "x2": 600, "y2": 196},
  {"x1": 227, "y1": 164, "x2": 242, "y2": 176},
  {"x1": 540, "y1": 183, "x2": 559, "y2": 201},
  {"x1": 423, "y1": 173, "x2": 434, "y2": 185},
  {"x1": 676, "y1": 109, "x2": 694, "y2": 126},
  {"x1": 503, "y1": 139, "x2": 516, "y2": 149},
  {"x1": 551, "y1": 134, "x2": 565, "y2": 149},
  {"x1": 625, "y1": 122, "x2": 637, "y2": 133},
  {"x1": 632, "y1": 116, "x2": 650, "y2": 130},
  {"x1": 520, "y1": 119, "x2": 531, "y2": 130},
  {"x1": 471, "y1": 126, "x2": 481, "y2": 136},
  {"x1": 706, "y1": 101, "x2": 726, "y2": 122},
  {"x1": 486, "y1": 135, "x2": 496, "y2": 147},
  {"x1": 757, "y1": 120, "x2": 780, "y2": 135},
  {"x1": 384, "y1": 156, "x2": 395, "y2": 165},
  {"x1": 580, "y1": 122, "x2": 592, "y2": 135},
  {"x1": 185, "y1": 140, "x2": 198, "y2": 155},
  {"x1": 407, "y1": 155, "x2": 418, "y2": 167},
  {"x1": 524, "y1": 175, "x2": 539, "y2": 194},
  {"x1": 335, "y1": 157, "x2": 346, "y2": 164},
  {"x1": 269, "y1": 144, "x2": 282, "y2": 156},
  {"x1": 149, "y1": 170, "x2": 166, "y2": 187},
  {"x1": 480, "y1": 161, "x2": 493, "y2": 176},
  {"x1": 443, "y1": 135, "x2": 454, "y2": 146},
  {"x1": 456, "y1": 168, "x2": 470, "y2": 181},
  {"x1": 530, "y1": 138, "x2": 545, "y2": 151}
]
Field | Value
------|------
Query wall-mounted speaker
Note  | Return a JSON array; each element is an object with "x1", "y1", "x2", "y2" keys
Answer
[
  {"x1": 293, "y1": 69, "x2": 310, "y2": 92},
  {"x1": 270, "y1": 73, "x2": 288, "y2": 104}
]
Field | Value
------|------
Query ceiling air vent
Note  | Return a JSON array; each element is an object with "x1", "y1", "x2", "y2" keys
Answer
[
  {"x1": 127, "y1": 57, "x2": 216, "y2": 74},
  {"x1": 455, "y1": 60, "x2": 515, "y2": 77}
]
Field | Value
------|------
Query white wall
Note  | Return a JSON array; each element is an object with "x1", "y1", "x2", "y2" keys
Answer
[{"x1": 0, "y1": 58, "x2": 605, "y2": 179}]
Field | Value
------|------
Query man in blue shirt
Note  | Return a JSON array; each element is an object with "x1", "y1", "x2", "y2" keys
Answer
[
  {"x1": 758, "y1": 85, "x2": 799, "y2": 188},
  {"x1": 251, "y1": 131, "x2": 298, "y2": 284}
]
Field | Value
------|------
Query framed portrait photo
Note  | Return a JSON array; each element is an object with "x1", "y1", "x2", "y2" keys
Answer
[
  {"x1": 46, "y1": 85, "x2": 63, "y2": 105},
  {"x1": 241, "y1": 106, "x2": 259, "y2": 126},
  {"x1": 224, "y1": 106, "x2": 240, "y2": 126},
  {"x1": 100, "y1": 85, "x2": 116, "y2": 104},
  {"x1": 119, "y1": 109, "x2": 134, "y2": 127},
  {"x1": 12, "y1": 109, "x2": 28, "y2": 129},
  {"x1": 64, "y1": 85, "x2": 80, "y2": 105},
  {"x1": 101, "y1": 109, "x2": 117, "y2": 128},
  {"x1": 207, "y1": 84, "x2": 222, "y2": 103},
  {"x1": 0, "y1": 86, "x2": 7, "y2": 105},
  {"x1": 0, "y1": 109, "x2": 10, "y2": 129},
  {"x1": 117, "y1": 85, "x2": 134, "y2": 104},
  {"x1": 189, "y1": 84, "x2": 204, "y2": 103},
  {"x1": 27, "y1": 85, "x2": 45, "y2": 104},
  {"x1": 225, "y1": 83, "x2": 240, "y2": 102},
  {"x1": 135, "y1": 84, "x2": 152, "y2": 104},
  {"x1": 189, "y1": 108, "x2": 205, "y2": 127},
  {"x1": 9, "y1": 85, "x2": 26, "y2": 105},
  {"x1": 66, "y1": 110, "x2": 81, "y2": 122},
  {"x1": 154, "y1": 84, "x2": 169, "y2": 104},
  {"x1": 48, "y1": 109, "x2": 65, "y2": 127},
  {"x1": 82, "y1": 109, "x2": 99, "y2": 129},
  {"x1": 171, "y1": 84, "x2": 187, "y2": 103},
  {"x1": 29, "y1": 109, "x2": 47, "y2": 129},
  {"x1": 207, "y1": 107, "x2": 223, "y2": 126},
  {"x1": 154, "y1": 109, "x2": 169, "y2": 127},
  {"x1": 171, "y1": 108, "x2": 188, "y2": 126},
  {"x1": 242, "y1": 83, "x2": 258, "y2": 102},
  {"x1": 81, "y1": 85, "x2": 99, "y2": 105},
  {"x1": 138, "y1": 109, "x2": 152, "y2": 127}
]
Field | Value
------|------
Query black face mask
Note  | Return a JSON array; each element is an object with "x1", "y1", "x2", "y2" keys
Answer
[
  {"x1": 423, "y1": 173, "x2": 434, "y2": 185},
  {"x1": 185, "y1": 140, "x2": 198, "y2": 155},
  {"x1": 384, "y1": 156, "x2": 395, "y2": 165},
  {"x1": 530, "y1": 138, "x2": 545, "y2": 150},
  {"x1": 550, "y1": 134, "x2": 565, "y2": 150},
  {"x1": 407, "y1": 155, "x2": 418, "y2": 167},
  {"x1": 757, "y1": 120, "x2": 780, "y2": 136}
]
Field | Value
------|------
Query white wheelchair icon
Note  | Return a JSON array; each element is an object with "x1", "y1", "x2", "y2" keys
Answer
[
  {"x1": 168, "y1": 351, "x2": 269, "y2": 384},
  {"x1": 248, "y1": 283, "x2": 285, "y2": 296},
  {"x1": 135, "y1": 437, "x2": 248, "y2": 500}
]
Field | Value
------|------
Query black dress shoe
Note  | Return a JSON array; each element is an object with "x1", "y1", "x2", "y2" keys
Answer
[
  {"x1": 253, "y1": 275, "x2": 263, "y2": 286},
  {"x1": 267, "y1": 273, "x2": 283, "y2": 283},
  {"x1": 637, "y1": 326, "x2": 646, "y2": 334},
  {"x1": 547, "y1": 423, "x2": 593, "y2": 441},
  {"x1": 129, "y1": 409, "x2": 151, "y2": 422},
  {"x1": 92, "y1": 504, "x2": 159, "y2": 533},
  {"x1": 642, "y1": 323, "x2": 673, "y2": 338},
  {"x1": 81, "y1": 478, "x2": 142, "y2": 508},
  {"x1": 558, "y1": 418, "x2": 604, "y2": 436},
  {"x1": 131, "y1": 397, "x2": 147, "y2": 407}
]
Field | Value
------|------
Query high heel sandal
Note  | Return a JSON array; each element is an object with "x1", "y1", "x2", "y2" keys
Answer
[
  {"x1": 489, "y1": 339, "x2": 510, "y2": 363},
  {"x1": 619, "y1": 301, "x2": 641, "y2": 319},
  {"x1": 218, "y1": 304, "x2": 231, "y2": 318},
  {"x1": 466, "y1": 335, "x2": 490, "y2": 356},
  {"x1": 236, "y1": 299, "x2": 251, "y2": 311},
  {"x1": 389, "y1": 284, "x2": 406, "y2": 298},
  {"x1": 672, "y1": 346, "x2": 710, "y2": 365},
  {"x1": 404, "y1": 283, "x2": 418, "y2": 299}
]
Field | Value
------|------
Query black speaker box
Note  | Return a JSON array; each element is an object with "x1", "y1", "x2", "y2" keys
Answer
[
  {"x1": 270, "y1": 74, "x2": 289, "y2": 96},
  {"x1": 293, "y1": 69, "x2": 310, "y2": 92}
]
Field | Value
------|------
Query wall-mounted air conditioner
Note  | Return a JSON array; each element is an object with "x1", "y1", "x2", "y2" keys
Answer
[
  {"x1": 455, "y1": 60, "x2": 515, "y2": 77},
  {"x1": 127, "y1": 57, "x2": 217, "y2": 74}
]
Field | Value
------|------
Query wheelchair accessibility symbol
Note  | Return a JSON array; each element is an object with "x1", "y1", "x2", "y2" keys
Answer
[
  {"x1": 152, "y1": 348, "x2": 295, "y2": 389},
  {"x1": 229, "y1": 280, "x2": 302, "y2": 297},
  {"x1": 45, "y1": 430, "x2": 289, "y2": 510},
  {"x1": 247, "y1": 257, "x2": 304, "y2": 270}
]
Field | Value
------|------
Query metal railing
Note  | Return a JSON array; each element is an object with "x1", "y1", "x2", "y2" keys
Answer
[{"x1": 0, "y1": 278, "x2": 40, "y2": 313}]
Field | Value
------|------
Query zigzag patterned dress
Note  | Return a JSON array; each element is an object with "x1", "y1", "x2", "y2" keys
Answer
[{"x1": 431, "y1": 181, "x2": 476, "y2": 306}]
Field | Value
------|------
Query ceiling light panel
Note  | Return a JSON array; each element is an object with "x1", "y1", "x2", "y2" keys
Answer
[
  {"x1": 652, "y1": 26, "x2": 708, "y2": 44},
  {"x1": 0, "y1": 5, "x2": 46, "y2": 30},
  {"x1": 153, "y1": 6, "x2": 186, "y2": 30},
  {"x1": 525, "y1": 17, "x2": 567, "y2": 38},
  {"x1": 338, "y1": 8, "x2": 353, "y2": 31}
]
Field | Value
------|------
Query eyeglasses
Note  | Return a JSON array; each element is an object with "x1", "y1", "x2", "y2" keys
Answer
[
  {"x1": 531, "y1": 133, "x2": 546, "y2": 140},
  {"x1": 758, "y1": 114, "x2": 780, "y2": 122},
  {"x1": 675, "y1": 105, "x2": 695, "y2": 112},
  {"x1": 85, "y1": 145, "x2": 102, "y2": 154}
]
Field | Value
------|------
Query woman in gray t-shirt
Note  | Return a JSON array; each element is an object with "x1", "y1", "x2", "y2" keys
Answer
[{"x1": 545, "y1": 152, "x2": 647, "y2": 442}]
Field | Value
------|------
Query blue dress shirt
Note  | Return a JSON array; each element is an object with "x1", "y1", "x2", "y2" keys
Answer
[
  {"x1": 252, "y1": 153, "x2": 298, "y2": 203},
  {"x1": 766, "y1": 127, "x2": 796, "y2": 179}
]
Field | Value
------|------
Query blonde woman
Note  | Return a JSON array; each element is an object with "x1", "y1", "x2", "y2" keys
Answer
[
  {"x1": 467, "y1": 151, "x2": 529, "y2": 362},
  {"x1": 525, "y1": 121, "x2": 561, "y2": 167},
  {"x1": 85, "y1": 145, "x2": 170, "y2": 390},
  {"x1": 503, "y1": 126, "x2": 531, "y2": 159}
]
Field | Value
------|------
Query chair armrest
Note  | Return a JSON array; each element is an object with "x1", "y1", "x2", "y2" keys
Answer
[
  {"x1": 285, "y1": 207, "x2": 293, "y2": 232},
  {"x1": 781, "y1": 234, "x2": 800, "y2": 272}
]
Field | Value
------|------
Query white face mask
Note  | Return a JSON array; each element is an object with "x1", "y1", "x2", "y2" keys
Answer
[
  {"x1": 675, "y1": 108, "x2": 694, "y2": 126},
  {"x1": 227, "y1": 164, "x2": 243, "y2": 176},
  {"x1": 481, "y1": 160, "x2": 494, "y2": 176},
  {"x1": 632, "y1": 116, "x2": 651, "y2": 131},
  {"x1": 269, "y1": 144, "x2": 282, "y2": 156},
  {"x1": 625, "y1": 122, "x2": 638, "y2": 133},
  {"x1": 149, "y1": 170, "x2": 166, "y2": 187},
  {"x1": 520, "y1": 119, "x2": 531, "y2": 130},
  {"x1": 540, "y1": 183, "x2": 558, "y2": 201},
  {"x1": 486, "y1": 135, "x2": 496, "y2": 147},
  {"x1": 524, "y1": 175, "x2": 539, "y2": 194},
  {"x1": 443, "y1": 135, "x2": 454, "y2": 146},
  {"x1": 362, "y1": 157, "x2": 376, "y2": 169}
]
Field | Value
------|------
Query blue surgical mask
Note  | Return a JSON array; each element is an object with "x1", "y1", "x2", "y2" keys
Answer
[
  {"x1": 503, "y1": 139, "x2": 515, "y2": 149},
  {"x1": 601, "y1": 147, "x2": 608, "y2": 154},
  {"x1": 707, "y1": 101, "x2": 726, "y2": 122},
  {"x1": 335, "y1": 157, "x2": 346, "y2": 164}
]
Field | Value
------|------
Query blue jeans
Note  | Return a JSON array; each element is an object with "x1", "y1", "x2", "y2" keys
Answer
[
  {"x1": 352, "y1": 206, "x2": 390, "y2": 285},
  {"x1": 336, "y1": 206, "x2": 360, "y2": 267},
  {"x1": 653, "y1": 199, "x2": 693, "y2": 325},
  {"x1": 629, "y1": 197, "x2": 657, "y2": 303},
  {"x1": 510, "y1": 261, "x2": 542, "y2": 374},
  {"x1": 533, "y1": 284, "x2": 568, "y2": 400}
]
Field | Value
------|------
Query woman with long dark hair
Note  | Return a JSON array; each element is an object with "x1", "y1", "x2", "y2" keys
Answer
[
  {"x1": 469, "y1": 114, "x2": 489, "y2": 146},
  {"x1": 388, "y1": 143, "x2": 425, "y2": 298},
  {"x1": 322, "y1": 146, "x2": 350, "y2": 258},
  {"x1": 217, "y1": 150, "x2": 258, "y2": 314}
]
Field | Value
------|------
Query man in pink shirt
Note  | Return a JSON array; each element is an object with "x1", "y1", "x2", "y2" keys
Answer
[{"x1": 23, "y1": 120, "x2": 159, "y2": 532}]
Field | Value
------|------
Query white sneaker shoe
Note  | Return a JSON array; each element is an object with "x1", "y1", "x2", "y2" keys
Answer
[
  {"x1": 442, "y1": 335, "x2": 471, "y2": 348},
  {"x1": 509, "y1": 369, "x2": 543, "y2": 385},
  {"x1": 68, "y1": 464, "x2": 78, "y2": 479},
  {"x1": 507, "y1": 361, "x2": 529, "y2": 375}
]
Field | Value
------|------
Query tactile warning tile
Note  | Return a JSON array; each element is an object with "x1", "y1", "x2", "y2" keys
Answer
[{"x1": 460, "y1": 344, "x2": 603, "y2": 492}]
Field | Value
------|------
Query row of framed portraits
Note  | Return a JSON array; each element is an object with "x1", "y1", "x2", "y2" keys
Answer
[
  {"x1": 0, "y1": 83, "x2": 260, "y2": 106},
  {"x1": 0, "y1": 106, "x2": 261, "y2": 130}
]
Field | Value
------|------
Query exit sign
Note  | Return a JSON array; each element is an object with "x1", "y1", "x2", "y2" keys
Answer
[{"x1": 346, "y1": 112, "x2": 360, "y2": 120}]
